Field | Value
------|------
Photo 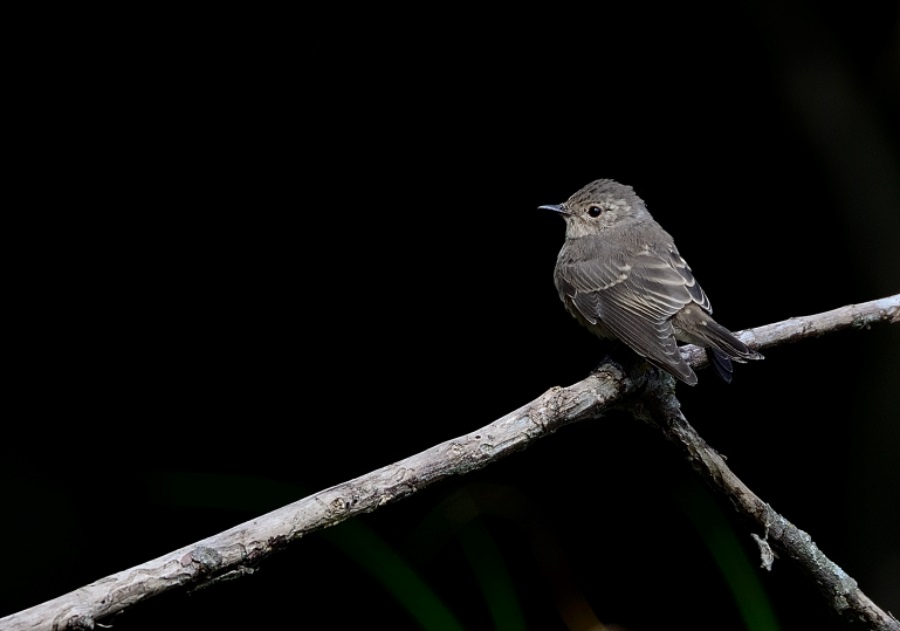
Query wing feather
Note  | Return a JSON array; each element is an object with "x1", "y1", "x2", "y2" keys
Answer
[{"x1": 555, "y1": 235, "x2": 705, "y2": 384}]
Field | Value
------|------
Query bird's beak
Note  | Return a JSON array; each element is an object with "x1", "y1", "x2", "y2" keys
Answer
[{"x1": 538, "y1": 204, "x2": 570, "y2": 215}]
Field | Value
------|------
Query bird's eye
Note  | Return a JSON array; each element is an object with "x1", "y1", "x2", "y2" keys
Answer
[{"x1": 587, "y1": 206, "x2": 603, "y2": 217}]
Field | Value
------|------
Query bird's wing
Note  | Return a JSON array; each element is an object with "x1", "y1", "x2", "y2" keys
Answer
[
  {"x1": 558, "y1": 240, "x2": 707, "y2": 382},
  {"x1": 636, "y1": 244, "x2": 711, "y2": 313}
]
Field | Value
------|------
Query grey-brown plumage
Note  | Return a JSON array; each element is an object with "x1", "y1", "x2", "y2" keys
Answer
[{"x1": 541, "y1": 179, "x2": 762, "y2": 385}]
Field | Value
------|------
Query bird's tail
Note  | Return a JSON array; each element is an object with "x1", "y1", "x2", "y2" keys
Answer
[{"x1": 701, "y1": 320, "x2": 763, "y2": 383}]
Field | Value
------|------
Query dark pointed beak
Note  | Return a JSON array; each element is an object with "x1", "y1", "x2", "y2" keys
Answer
[{"x1": 538, "y1": 204, "x2": 570, "y2": 215}]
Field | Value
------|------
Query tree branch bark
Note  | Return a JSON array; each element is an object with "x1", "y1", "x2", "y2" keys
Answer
[
  {"x1": 4, "y1": 294, "x2": 898, "y2": 631},
  {"x1": 631, "y1": 368, "x2": 900, "y2": 630}
]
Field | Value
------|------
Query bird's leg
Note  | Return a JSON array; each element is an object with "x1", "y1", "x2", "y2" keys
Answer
[{"x1": 591, "y1": 341, "x2": 640, "y2": 375}]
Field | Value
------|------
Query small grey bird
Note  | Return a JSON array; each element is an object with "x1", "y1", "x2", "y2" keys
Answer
[{"x1": 541, "y1": 179, "x2": 762, "y2": 385}]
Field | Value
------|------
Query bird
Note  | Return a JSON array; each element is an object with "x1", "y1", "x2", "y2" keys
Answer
[{"x1": 540, "y1": 178, "x2": 762, "y2": 385}]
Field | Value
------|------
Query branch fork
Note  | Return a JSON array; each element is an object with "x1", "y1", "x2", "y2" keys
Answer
[{"x1": 3, "y1": 295, "x2": 898, "y2": 631}]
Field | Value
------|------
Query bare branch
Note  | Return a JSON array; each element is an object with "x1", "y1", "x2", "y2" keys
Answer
[
  {"x1": 3, "y1": 294, "x2": 897, "y2": 631},
  {"x1": 679, "y1": 294, "x2": 900, "y2": 368},
  {"x1": 631, "y1": 369, "x2": 900, "y2": 631}
]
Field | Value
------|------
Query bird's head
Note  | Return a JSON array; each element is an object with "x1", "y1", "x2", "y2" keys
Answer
[{"x1": 540, "y1": 179, "x2": 651, "y2": 239}]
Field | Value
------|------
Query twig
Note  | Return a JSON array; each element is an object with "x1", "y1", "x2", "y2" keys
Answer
[
  {"x1": 679, "y1": 294, "x2": 900, "y2": 367},
  {"x1": 631, "y1": 368, "x2": 900, "y2": 630},
  {"x1": 2, "y1": 294, "x2": 898, "y2": 631}
]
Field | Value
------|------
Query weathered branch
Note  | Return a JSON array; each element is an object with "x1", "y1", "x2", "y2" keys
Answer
[
  {"x1": 3, "y1": 294, "x2": 898, "y2": 631},
  {"x1": 631, "y1": 369, "x2": 900, "y2": 630},
  {"x1": 680, "y1": 294, "x2": 900, "y2": 367}
]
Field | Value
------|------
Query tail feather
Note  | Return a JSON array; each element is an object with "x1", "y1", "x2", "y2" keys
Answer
[
  {"x1": 702, "y1": 320, "x2": 764, "y2": 362},
  {"x1": 701, "y1": 320, "x2": 763, "y2": 383},
  {"x1": 673, "y1": 308, "x2": 763, "y2": 383},
  {"x1": 709, "y1": 348, "x2": 734, "y2": 383}
]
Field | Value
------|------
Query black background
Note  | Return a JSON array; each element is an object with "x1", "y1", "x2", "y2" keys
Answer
[{"x1": 5, "y1": 3, "x2": 899, "y2": 630}]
